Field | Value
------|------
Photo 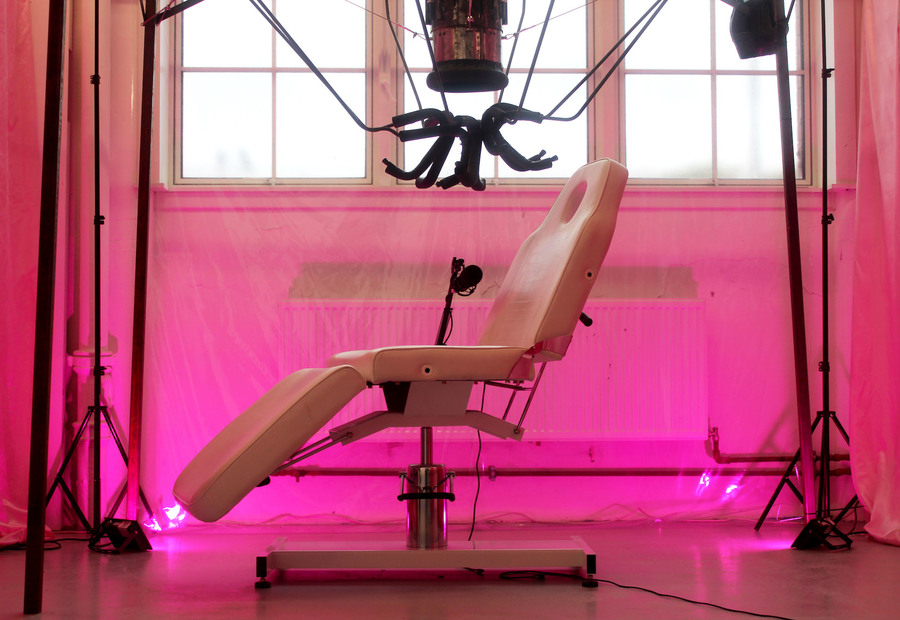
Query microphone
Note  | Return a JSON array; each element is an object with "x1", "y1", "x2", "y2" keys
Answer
[{"x1": 454, "y1": 264, "x2": 483, "y2": 293}]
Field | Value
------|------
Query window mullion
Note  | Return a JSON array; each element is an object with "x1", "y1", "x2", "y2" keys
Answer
[
  {"x1": 710, "y1": 0, "x2": 718, "y2": 184},
  {"x1": 371, "y1": 0, "x2": 400, "y2": 186},
  {"x1": 271, "y1": 0, "x2": 278, "y2": 182}
]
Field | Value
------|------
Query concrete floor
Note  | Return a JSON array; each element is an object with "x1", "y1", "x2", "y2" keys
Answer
[{"x1": 2, "y1": 519, "x2": 897, "y2": 619}]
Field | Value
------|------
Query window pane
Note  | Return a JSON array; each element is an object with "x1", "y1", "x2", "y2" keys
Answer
[
  {"x1": 276, "y1": 0, "x2": 366, "y2": 69},
  {"x1": 182, "y1": 73, "x2": 273, "y2": 178},
  {"x1": 500, "y1": 74, "x2": 587, "y2": 178},
  {"x1": 276, "y1": 73, "x2": 366, "y2": 178},
  {"x1": 403, "y1": 0, "x2": 433, "y2": 69},
  {"x1": 404, "y1": 0, "x2": 586, "y2": 70},
  {"x1": 503, "y1": 0, "x2": 587, "y2": 70},
  {"x1": 624, "y1": 0, "x2": 711, "y2": 70},
  {"x1": 625, "y1": 74, "x2": 712, "y2": 178},
  {"x1": 717, "y1": 75, "x2": 803, "y2": 179},
  {"x1": 182, "y1": 0, "x2": 272, "y2": 68}
]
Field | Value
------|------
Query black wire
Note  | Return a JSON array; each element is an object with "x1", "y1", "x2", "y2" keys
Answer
[
  {"x1": 515, "y1": 0, "x2": 555, "y2": 119},
  {"x1": 385, "y1": 0, "x2": 422, "y2": 111},
  {"x1": 544, "y1": 0, "x2": 670, "y2": 122},
  {"x1": 1, "y1": 536, "x2": 92, "y2": 553},
  {"x1": 244, "y1": 0, "x2": 400, "y2": 136},
  {"x1": 412, "y1": 0, "x2": 450, "y2": 112},
  {"x1": 467, "y1": 430, "x2": 482, "y2": 541},
  {"x1": 442, "y1": 310, "x2": 454, "y2": 345},
  {"x1": 499, "y1": 571, "x2": 796, "y2": 620},
  {"x1": 498, "y1": 0, "x2": 527, "y2": 104},
  {"x1": 544, "y1": 0, "x2": 664, "y2": 118},
  {"x1": 467, "y1": 384, "x2": 487, "y2": 542}
]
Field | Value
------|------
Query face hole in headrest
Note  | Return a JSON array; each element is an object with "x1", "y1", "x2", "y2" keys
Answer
[{"x1": 560, "y1": 181, "x2": 588, "y2": 224}]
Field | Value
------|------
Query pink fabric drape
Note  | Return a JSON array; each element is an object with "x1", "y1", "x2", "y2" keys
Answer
[
  {"x1": 850, "y1": 0, "x2": 900, "y2": 546},
  {"x1": 0, "y1": 0, "x2": 40, "y2": 528}
]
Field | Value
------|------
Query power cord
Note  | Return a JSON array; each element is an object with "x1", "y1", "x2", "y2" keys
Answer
[
  {"x1": 499, "y1": 571, "x2": 796, "y2": 620},
  {"x1": 1, "y1": 536, "x2": 92, "y2": 553},
  {"x1": 467, "y1": 429, "x2": 483, "y2": 542},
  {"x1": 467, "y1": 383, "x2": 487, "y2": 542}
]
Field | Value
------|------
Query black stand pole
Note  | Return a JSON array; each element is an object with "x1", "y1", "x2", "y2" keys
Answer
[
  {"x1": 125, "y1": 0, "x2": 158, "y2": 529},
  {"x1": 24, "y1": 0, "x2": 68, "y2": 613},
  {"x1": 747, "y1": 0, "x2": 817, "y2": 532},
  {"x1": 42, "y1": 0, "x2": 152, "y2": 552},
  {"x1": 771, "y1": 0, "x2": 818, "y2": 526},
  {"x1": 753, "y1": 0, "x2": 857, "y2": 547},
  {"x1": 811, "y1": 0, "x2": 858, "y2": 538}
]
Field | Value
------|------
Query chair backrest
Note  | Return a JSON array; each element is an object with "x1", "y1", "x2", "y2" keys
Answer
[{"x1": 476, "y1": 158, "x2": 628, "y2": 352}]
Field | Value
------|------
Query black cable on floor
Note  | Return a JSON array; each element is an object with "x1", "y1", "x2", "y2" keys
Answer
[
  {"x1": 498, "y1": 570, "x2": 796, "y2": 620},
  {"x1": 468, "y1": 383, "x2": 487, "y2": 542}
]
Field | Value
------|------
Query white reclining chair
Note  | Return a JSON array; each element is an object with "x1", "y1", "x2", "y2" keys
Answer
[{"x1": 174, "y1": 159, "x2": 627, "y2": 576}]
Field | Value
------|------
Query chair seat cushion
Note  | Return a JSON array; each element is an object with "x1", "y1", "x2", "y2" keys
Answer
[{"x1": 327, "y1": 345, "x2": 530, "y2": 384}]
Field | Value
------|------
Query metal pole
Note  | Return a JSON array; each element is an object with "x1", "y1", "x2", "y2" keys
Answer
[
  {"x1": 773, "y1": 0, "x2": 817, "y2": 523},
  {"x1": 24, "y1": 0, "x2": 68, "y2": 612},
  {"x1": 91, "y1": 0, "x2": 104, "y2": 537},
  {"x1": 126, "y1": 0, "x2": 157, "y2": 521},
  {"x1": 420, "y1": 427, "x2": 433, "y2": 465},
  {"x1": 817, "y1": 0, "x2": 834, "y2": 521}
]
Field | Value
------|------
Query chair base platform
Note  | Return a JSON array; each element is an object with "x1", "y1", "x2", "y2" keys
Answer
[{"x1": 255, "y1": 536, "x2": 597, "y2": 588}]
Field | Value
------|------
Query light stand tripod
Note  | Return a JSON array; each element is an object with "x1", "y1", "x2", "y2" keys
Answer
[
  {"x1": 751, "y1": 0, "x2": 858, "y2": 548},
  {"x1": 45, "y1": 0, "x2": 152, "y2": 552}
]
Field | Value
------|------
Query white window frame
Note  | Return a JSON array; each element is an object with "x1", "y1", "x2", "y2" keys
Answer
[{"x1": 168, "y1": 0, "x2": 813, "y2": 188}]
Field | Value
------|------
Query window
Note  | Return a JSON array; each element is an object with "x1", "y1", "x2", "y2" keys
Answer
[
  {"x1": 177, "y1": 0, "x2": 368, "y2": 182},
  {"x1": 174, "y1": 0, "x2": 809, "y2": 185},
  {"x1": 622, "y1": 0, "x2": 806, "y2": 181}
]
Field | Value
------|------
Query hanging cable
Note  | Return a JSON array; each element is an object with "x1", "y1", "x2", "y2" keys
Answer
[
  {"x1": 543, "y1": 0, "x2": 670, "y2": 122},
  {"x1": 505, "y1": 0, "x2": 596, "y2": 41},
  {"x1": 498, "y1": 0, "x2": 527, "y2": 103},
  {"x1": 412, "y1": 0, "x2": 450, "y2": 112},
  {"x1": 385, "y1": 0, "x2": 423, "y2": 111},
  {"x1": 245, "y1": 0, "x2": 400, "y2": 136},
  {"x1": 468, "y1": 383, "x2": 487, "y2": 541},
  {"x1": 515, "y1": 0, "x2": 555, "y2": 118}
]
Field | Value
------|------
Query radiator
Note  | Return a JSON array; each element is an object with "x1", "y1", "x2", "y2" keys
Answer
[{"x1": 280, "y1": 299, "x2": 707, "y2": 440}]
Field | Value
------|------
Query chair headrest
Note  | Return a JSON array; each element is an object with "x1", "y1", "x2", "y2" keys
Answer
[{"x1": 477, "y1": 159, "x2": 628, "y2": 350}]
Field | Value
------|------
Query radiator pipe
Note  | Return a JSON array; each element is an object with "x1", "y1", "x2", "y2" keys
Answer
[
  {"x1": 706, "y1": 426, "x2": 849, "y2": 464},
  {"x1": 276, "y1": 465, "x2": 852, "y2": 480}
]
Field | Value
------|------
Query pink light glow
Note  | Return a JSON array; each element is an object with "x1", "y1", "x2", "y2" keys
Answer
[
  {"x1": 145, "y1": 503, "x2": 187, "y2": 532},
  {"x1": 695, "y1": 471, "x2": 712, "y2": 497}
]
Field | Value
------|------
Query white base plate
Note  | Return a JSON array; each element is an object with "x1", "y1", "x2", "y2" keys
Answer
[{"x1": 257, "y1": 537, "x2": 597, "y2": 583}]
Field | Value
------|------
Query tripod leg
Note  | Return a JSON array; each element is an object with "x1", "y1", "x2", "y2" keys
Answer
[
  {"x1": 756, "y1": 412, "x2": 826, "y2": 530},
  {"x1": 831, "y1": 414, "x2": 851, "y2": 444},
  {"x1": 93, "y1": 406, "x2": 156, "y2": 523},
  {"x1": 756, "y1": 462, "x2": 798, "y2": 530},
  {"x1": 108, "y1": 483, "x2": 127, "y2": 519},
  {"x1": 99, "y1": 406, "x2": 130, "y2": 463},
  {"x1": 46, "y1": 409, "x2": 93, "y2": 504},
  {"x1": 755, "y1": 450, "x2": 803, "y2": 530},
  {"x1": 57, "y1": 479, "x2": 92, "y2": 531},
  {"x1": 832, "y1": 494, "x2": 859, "y2": 528},
  {"x1": 139, "y1": 489, "x2": 155, "y2": 519}
]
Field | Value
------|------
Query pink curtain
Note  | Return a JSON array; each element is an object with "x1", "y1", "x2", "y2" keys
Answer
[
  {"x1": 850, "y1": 0, "x2": 900, "y2": 546},
  {"x1": 0, "y1": 0, "x2": 41, "y2": 536}
]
